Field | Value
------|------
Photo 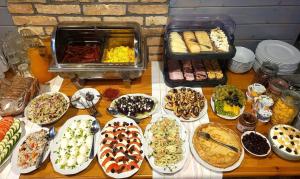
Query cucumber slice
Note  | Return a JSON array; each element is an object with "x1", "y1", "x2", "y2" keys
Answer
[
  {"x1": 12, "y1": 135, "x2": 19, "y2": 144},
  {"x1": 12, "y1": 121, "x2": 20, "y2": 133},
  {"x1": 0, "y1": 151, "x2": 7, "y2": 163},
  {"x1": 3, "y1": 134, "x2": 10, "y2": 141},
  {"x1": 0, "y1": 144, "x2": 4, "y2": 151},
  {"x1": 1, "y1": 138, "x2": 8, "y2": 145},
  {"x1": 7, "y1": 139, "x2": 14, "y2": 150},
  {"x1": 1, "y1": 148, "x2": 8, "y2": 162},
  {"x1": 7, "y1": 129, "x2": 14, "y2": 139}
]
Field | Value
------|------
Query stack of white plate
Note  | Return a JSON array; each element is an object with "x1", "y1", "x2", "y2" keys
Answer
[{"x1": 254, "y1": 40, "x2": 300, "y2": 75}]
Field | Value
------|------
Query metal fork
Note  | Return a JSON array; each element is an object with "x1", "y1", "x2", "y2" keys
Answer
[{"x1": 198, "y1": 131, "x2": 239, "y2": 153}]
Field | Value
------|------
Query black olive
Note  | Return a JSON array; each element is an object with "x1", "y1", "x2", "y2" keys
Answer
[
  {"x1": 105, "y1": 134, "x2": 108, "y2": 138},
  {"x1": 274, "y1": 127, "x2": 278, "y2": 130},
  {"x1": 272, "y1": 136, "x2": 278, "y2": 140},
  {"x1": 111, "y1": 169, "x2": 115, "y2": 173},
  {"x1": 131, "y1": 165, "x2": 135, "y2": 170},
  {"x1": 291, "y1": 141, "x2": 295, "y2": 145},
  {"x1": 106, "y1": 153, "x2": 109, "y2": 157},
  {"x1": 114, "y1": 136, "x2": 117, "y2": 139},
  {"x1": 289, "y1": 135, "x2": 294, "y2": 140},
  {"x1": 140, "y1": 150, "x2": 143, "y2": 154},
  {"x1": 286, "y1": 147, "x2": 292, "y2": 153},
  {"x1": 119, "y1": 139, "x2": 123, "y2": 142},
  {"x1": 283, "y1": 127, "x2": 288, "y2": 130},
  {"x1": 296, "y1": 135, "x2": 300, "y2": 138},
  {"x1": 279, "y1": 145, "x2": 284, "y2": 149},
  {"x1": 295, "y1": 150, "x2": 298, "y2": 155},
  {"x1": 279, "y1": 132, "x2": 283, "y2": 135}
]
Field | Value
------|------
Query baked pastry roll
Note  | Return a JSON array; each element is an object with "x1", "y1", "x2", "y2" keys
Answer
[
  {"x1": 195, "y1": 31, "x2": 213, "y2": 52},
  {"x1": 170, "y1": 32, "x2": 188, "y2": 53},
  {"x1": 183, "y1": 31, "x2": 201, "y2": 53}
]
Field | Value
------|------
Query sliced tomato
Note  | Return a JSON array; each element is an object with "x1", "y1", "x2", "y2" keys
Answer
[
  {"x1": 114, "y1": 130, "x2": 126, "y2": 136},
  {"x1": 115, "y1": 143, "x2": 126, "y2": 149},
  {"x1": 127, "y1": 160, "x2": 140, "y2": 171},
  {"x1": 2, "y1": 116, "x2": 14, "y2": 122},
  {"x1": 115, "y1": 156, "x2": 126, "y2": 163},
  {"x1": 106, "y1": 163, "x2": 119, "y2": 174},
  {"x1": 100, "y1": 149, "x2": 113, "y2": 159},
  {"x1": 131, "y1": 154, "x2": 143, "y2": 161},
  {"x1": 128, "y1": 141, "x2": 142, "y2": 147},
  {"x1": 116, "y1": 163, "x2": 128, "y2": 173},
  {"x1": 100, "y1": 144, "x2": 112, "y2": 151},
  {"x1": 101, "y1": 157, "x2": 114, "y2": 167}
]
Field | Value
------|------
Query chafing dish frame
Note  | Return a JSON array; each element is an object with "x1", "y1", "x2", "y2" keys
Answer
[{"x1": 49, "y1": 22, "x2": 148, "y2": 81}]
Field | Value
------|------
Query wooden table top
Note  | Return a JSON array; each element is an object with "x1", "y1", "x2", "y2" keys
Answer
[{"x1": 20, "y1": 64, "x2": 300, "y2": 179}]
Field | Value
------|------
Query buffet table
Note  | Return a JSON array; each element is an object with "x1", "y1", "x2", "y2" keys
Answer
[{"x1": 19, "y1": 62, "x2": 300, "y2": 179}]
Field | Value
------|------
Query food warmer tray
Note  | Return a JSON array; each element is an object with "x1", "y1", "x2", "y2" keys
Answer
[
  {"x1": 49, "y1": 22, "x2": 147, "y2": 82},
  {"x1": 165, "y1": 14, "x2": 236, "y2": 60}
]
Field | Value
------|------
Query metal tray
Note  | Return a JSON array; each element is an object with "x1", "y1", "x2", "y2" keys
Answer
[
  {"x1": 163, "y1": 54, "x2": 227, "y2": 87},
  {"x1": 165, "y1": 26, "x2": 236, "y2": 60},
  {"x1": 62, "y1": 40, "x2": 104, "y2": 63}
]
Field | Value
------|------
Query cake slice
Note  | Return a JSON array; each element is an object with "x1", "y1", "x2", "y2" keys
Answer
[
  {"x1": 192, "y1": 60, "x2": 207, "y2": 81},
  {"x1": 168, "y1": 60, "x2": 184, "y2": 80},
  {"x1": 182, "y1": 60, "x2": 195, "y2": 81}
]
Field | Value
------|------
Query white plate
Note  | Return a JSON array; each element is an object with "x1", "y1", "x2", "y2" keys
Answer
[
  {"x1": 71, "y1": 88, "x2": 101, "y2": 109},
  {"x1": 109, "y1": 94, "x2": 159, "y2": 119},
  {"x1": 50, "y1": 115, "x2": 101, "y2": 175},
  {"x1": 162, "y1": 87, "x2": 208, "y2": 122},
  {"x1": 189, "y1": 125, "x2": 244, "y2": 172},
  {"x1": 258, "y1": 40, "x2": 300, "y2": 64},
  {"x1": 98, "y1": 117, "x2": 145, "y2": 179},
  {"x1": 241, "y1": 131, "x2": 271, "y2": 158},
  {"x1": 24, "y1": 92, "x2": 70, "y2": 126},
  {"x1": 11, "y1": 127, "x2": 51, "y2": 174},
  {"x1": 210, "y1": 96, "x2": 244, "y2": 120},
  {"x1": 144, "y1": 114, "x2": 189, "y2": 174},
  {"x1": 0, "y1": 120, "x2": 24, "y2": 169}
]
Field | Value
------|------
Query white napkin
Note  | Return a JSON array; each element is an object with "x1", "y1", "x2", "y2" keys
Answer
[
  {"x1": 0, "y1": 75, "x2": 64, "y2": 179},
  {"x1": 151, "y1": 61, "x2": 222, "y2": 179}
]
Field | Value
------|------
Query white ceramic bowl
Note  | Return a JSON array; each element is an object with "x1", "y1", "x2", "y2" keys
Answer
[
  {"x1": 241, "y1": 131, "x2": 271, "y2": 157},
  {"x1": 228, "y1": 46, "x2": 255, "y2": 73}
]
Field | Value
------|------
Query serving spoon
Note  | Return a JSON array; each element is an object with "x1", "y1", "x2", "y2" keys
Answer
[
  {"x1": 89, "y1": 120, "x2": 100, "y2": 159},
  {"x1": 198, "y1": 131, "x2": 239, "y2": 153},
  {"x1": 36, "y1": 127, "x2": 56, "y2": 168}
]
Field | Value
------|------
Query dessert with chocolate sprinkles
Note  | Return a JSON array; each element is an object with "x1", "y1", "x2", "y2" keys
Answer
[
  {"x1": 269, "y1": 124, "x2": 300, "y2": 160},
  {"x1": 111, "y1": 94, "x2": 158, "y2": 119}
]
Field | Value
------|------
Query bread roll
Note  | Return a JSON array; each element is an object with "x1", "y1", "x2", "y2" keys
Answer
[
  {"x1": 195, "y1": 31, "x2": 213, "y2": 52},
  {"x1": 183, "y1": 31, "x2": 201, "y2": 53}
]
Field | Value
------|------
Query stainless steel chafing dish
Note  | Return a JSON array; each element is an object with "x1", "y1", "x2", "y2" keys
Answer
[{"x1": 49, "y1": 22, "x2": 147, "y2": 82}]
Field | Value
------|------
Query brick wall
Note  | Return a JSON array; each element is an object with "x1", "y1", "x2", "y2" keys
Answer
[{"x1": 7, "y1": 0, "x2": 169, "y2": 61}]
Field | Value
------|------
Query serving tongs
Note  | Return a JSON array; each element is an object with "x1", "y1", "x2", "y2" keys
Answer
[{"x1": 198, "y1": 131, "x2": 239, "y2": 153}]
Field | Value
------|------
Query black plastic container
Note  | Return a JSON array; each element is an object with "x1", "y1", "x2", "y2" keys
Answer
[{"x1": 162, "y1": 14, "x2": 235, "y2": 87}]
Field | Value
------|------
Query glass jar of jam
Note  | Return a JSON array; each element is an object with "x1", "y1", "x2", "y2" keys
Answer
[
  {"x1": 237, "y1": 112, "x2": 257, "y2": 133},
  {"x1": 253, "y1": 62, "x2": 278, "y2": 88},
  {"x1": 271, "y1": 90, "x2": 300, "y2": 125}
]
